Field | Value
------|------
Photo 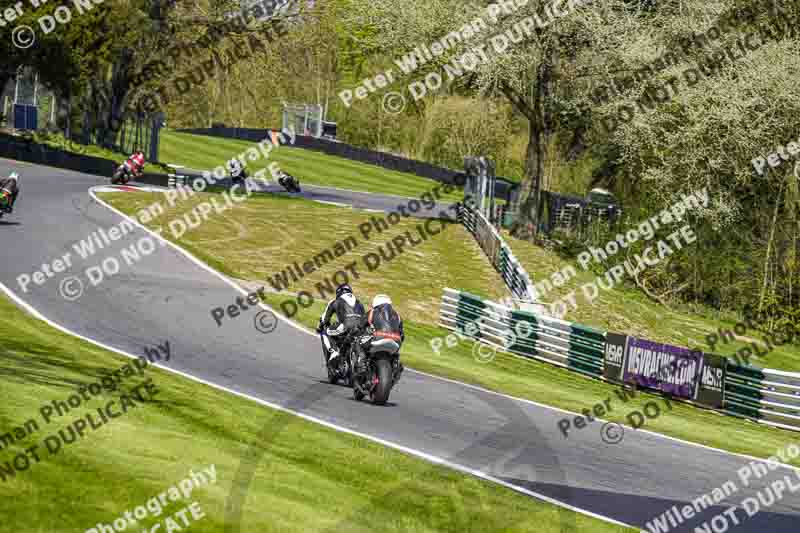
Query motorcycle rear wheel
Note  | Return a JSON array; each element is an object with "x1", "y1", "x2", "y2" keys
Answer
[{"x1": 370, "y1": 358, "x2": 393, "y2": 405}]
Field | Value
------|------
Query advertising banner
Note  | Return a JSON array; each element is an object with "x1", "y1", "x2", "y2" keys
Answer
[
  {"x1": 603, "y1": 332, "x2": 628, "y2": 382},
  {"x1": 623, "y1": 337, "x2": 703, "y2": 399},
  {"x1": 696, "y1": 353, "x2": 727, "y2": 409}
]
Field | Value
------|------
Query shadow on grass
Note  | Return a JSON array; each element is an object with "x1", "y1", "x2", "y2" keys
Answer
[{"x1": 0, "y1": 337, "x2": 162, "y2": 399}]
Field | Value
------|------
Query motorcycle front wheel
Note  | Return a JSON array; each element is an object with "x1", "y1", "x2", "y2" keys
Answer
[{"x1": 323, "y1": 349, "x2": 338, "y2": 385}]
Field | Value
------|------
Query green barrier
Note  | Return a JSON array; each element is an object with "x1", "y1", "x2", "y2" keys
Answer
[
  {"x1": 440, "y1": 287, "x2": 800, "y2": 432},
  {"x1": 441, "y1": 288, "x2": 605, "y2": 380}
]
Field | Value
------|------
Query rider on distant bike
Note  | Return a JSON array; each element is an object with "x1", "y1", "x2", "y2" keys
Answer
[
  {"x1": 227, "y1": 158, "x2": 247, "y2": 188},
  {"x1": 123, "y1": 150, "x2": 146, "y2": 180},
  {"x1": 277, "y1": 170, "x2": 300, "y2": 192},
  {"x1": 317, "y1": 283, "x2": 366, "y2": 363},
  {"x1": 0, "y1": 172, "x2": 20, "y2": 214}
]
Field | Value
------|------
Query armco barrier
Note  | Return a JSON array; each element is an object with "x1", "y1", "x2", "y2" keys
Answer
[
  {"x1": 724, "y1": 364, "x2": 800, "y2": 432},
  {"x1": 439, "y1": 288, "x2": 605, "y2": 378},
  {"x1": 440, "y1": 288, "x2": 800, "y2": 432},
  {"x1": 458, "y1": 203, "x2": 537, "y2": 302}
]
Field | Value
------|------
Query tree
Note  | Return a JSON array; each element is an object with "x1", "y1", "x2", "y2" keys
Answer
[{"x1": 341, "y1": 0, "x2": 666, "y2": 238}]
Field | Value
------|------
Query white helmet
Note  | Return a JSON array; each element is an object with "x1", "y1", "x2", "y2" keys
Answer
[
  {"x1": 8, "y1": 172, "x2": 19, "y2": 181},
  {"x1": 372, "y1": 294, "x2": 392, "y2": 308}
]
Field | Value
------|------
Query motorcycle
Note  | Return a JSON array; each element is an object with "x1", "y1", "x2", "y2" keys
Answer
[
  {"x1": 111, "y1": 163, "x2": 136, "y2": 185},
  {"x1": 349, "y1": 330, "x2": 404, "y2": 405},
  {"x1": 277, "y1": 172, "x2": 301, "y2": 193}
]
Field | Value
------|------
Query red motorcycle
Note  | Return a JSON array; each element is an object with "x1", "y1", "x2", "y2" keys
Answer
[{"x1": 112, "y1": 153, "x2": 145, "y2": 185}]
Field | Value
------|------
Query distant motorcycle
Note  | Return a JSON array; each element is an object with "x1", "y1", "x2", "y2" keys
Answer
[
  {"x1": 277, "y1": 171, "x2": 301, "y2": 193},
  {"x1": 349, "y1": 329, "x2": 404, "y2": 405}
]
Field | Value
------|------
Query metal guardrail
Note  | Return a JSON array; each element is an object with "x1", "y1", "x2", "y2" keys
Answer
[
  {"x1": 166, "y1": 164, "x2": 190, "y2": 188},
  {"x1": 440, "y1": 288, "x2": 800, "y2": 432},
  {"x1": 440, "y1": 288, "x2": 604, "y2": 378},
  {"x1": 458, "y1": 204, "x2": 537, "y2": 302},
  {"x1": 724, "y1": 364, "x2": 800, "y2": 432}
]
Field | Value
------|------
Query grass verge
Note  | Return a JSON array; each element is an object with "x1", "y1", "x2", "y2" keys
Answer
[{"x1": 269, "y1": 293, "x2": 800, "y2": 464}]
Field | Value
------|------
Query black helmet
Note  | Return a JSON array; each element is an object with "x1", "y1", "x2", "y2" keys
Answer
[{"x1": 336, "y1": 283, "x2": 352, "y2": 299}]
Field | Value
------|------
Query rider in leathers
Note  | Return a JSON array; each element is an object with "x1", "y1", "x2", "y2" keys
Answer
[
  {"x1": 317, "y1": 283, "x2": 366, "y2": 362},
  {"x1": 227, "y1": 158, "x2": 247, "y2": 188},
  {"x1": 353, "y1": 294, "x2": 405, "y2": 377},
  {"x1": 123, "y1": 151, "x2": 146, "y2": 179}
]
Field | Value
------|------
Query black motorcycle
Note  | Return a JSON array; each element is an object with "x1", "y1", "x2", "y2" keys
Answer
[
  {"x1": 349, "y1": 331, "x2": 404, "y2": 405},
  {"x1": 278, "y1": 171, "x2": 301, "y2": 193}
]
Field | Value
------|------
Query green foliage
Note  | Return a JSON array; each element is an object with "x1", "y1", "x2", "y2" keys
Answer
[{"x1": 3, "y1": 0, "x2": 800, "y2": 324}]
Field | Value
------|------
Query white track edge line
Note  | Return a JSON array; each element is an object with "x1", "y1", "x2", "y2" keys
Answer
[{"x1": 407, "y1": 369, "x2": 800, "y2": 474}]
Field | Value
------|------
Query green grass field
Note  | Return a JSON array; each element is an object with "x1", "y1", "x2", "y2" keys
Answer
[
  {"x1": 159, "y1": 130, "x2": 464, "y2": 200},
  {"x1": 0, "y1": 293, "x2": 633, "y2": 533},
  {"x1": 98, "y1": 190, "x2": 800, "y2": 461}
]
